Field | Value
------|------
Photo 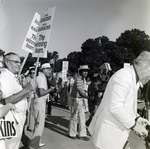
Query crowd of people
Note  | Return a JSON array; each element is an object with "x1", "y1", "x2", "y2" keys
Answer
[{"x1": 0, "y1": 50, "x2": 150, "y2": 149}]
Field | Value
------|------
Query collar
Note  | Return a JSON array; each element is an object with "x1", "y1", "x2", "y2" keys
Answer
[
  {"x1": 132, "y1": 65, "x2": 143, "y2": 88},
  {"x1": 138, "y1": 81, "x2": 143, "y2": 88},
  {"x1": 133, "y1": 65, "x2": 143, "y2": 88},
  {"x1": 39, "y1": 72, "x2": 47, "y2": 80},
  {"x1": 3, "y1": 68, "x2": 16, "y2": 78},
  {"x1": 132, "y1": 65, "x2": 139, "y2": 83},
  {"x1": 78, "y1": 74, "x2": 85, "y2": 81}
]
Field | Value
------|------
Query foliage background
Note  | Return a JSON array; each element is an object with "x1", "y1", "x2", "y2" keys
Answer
[{"x1": 18, "y1": 28, "x2": 150, "y2": 75}]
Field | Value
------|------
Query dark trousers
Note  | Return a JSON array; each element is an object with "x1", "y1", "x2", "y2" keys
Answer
[{"x1": 47, "y1": 101, "x2": 52, "y2": 115}]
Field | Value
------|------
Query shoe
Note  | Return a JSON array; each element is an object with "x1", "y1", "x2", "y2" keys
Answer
[
  {"x1": 28, "y1": 145, "x2": 41, "y2": 149},
  {"x1": 47, "y1": 114, "x2": 51, "y2": 118},
  {"x1": 86, "y1": 129, "x2": 91, "y2": 136},
  {"x1": 67, "y1": 135, "x2": 76, "y2": 140},
  {"x1": 78, "y1": 136, "x2": 90, "y2": 141},
  {"x1": 39, "y1": 143, "x2": 45, "y2": 147},
  {"x1": 46, "y1": 112, "x2": 51, "y2": 115}
]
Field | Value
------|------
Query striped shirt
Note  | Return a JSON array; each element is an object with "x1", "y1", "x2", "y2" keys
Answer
[{"x1": 71, "y1": 75, "x2": 87, "y2": 98}]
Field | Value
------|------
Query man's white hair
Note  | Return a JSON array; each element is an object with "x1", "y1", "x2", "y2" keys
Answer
[{"x1": 133, "y1": 51, "x2": 150, "y2": 69}]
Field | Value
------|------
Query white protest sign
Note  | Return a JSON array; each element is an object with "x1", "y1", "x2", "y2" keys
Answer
[
  {"x1": 62, "y1": 61, "x2": 68, "y2": 82},
  {"x1": 0, "y1": 120, "x2": 17, "y2": 139},
  {"x1": 22, "y1": 12, "x2": 41, "y2": 53},
  {"x1": 0, "y1": 110, "x2": 17, "y2": 139},
  {"x1": 32, "y1": 7, "x2": 56, "y2": 58},
  {"x1": 62, "y1": 61, "x2": 68, "y2": 70}
]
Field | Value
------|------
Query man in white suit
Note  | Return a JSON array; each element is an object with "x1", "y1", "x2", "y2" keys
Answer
[{"x1": 88, "y1": 51, "x2": 150, "y2": 149}]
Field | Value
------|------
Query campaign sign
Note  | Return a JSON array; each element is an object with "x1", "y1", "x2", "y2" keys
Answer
[
  {"x1": 32, "y1": 7, "x2": 56, "y2": 58},
  {"x1": 22, "y1": 12, "x2": 41, "y2": 53},
  {"x1": 62, "y1": 61, "x2": 68, "y2": 70},
  {"x1": 62, "y1": 61, "x2": 68, "y2": 82},
  {"x1": 0, "y1": 111, "x2": 17, "y2": 139}
]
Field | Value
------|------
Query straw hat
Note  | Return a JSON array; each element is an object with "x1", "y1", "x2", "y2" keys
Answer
[{"x1": 78, "y1": 65, "x2": 90, "y2": 72}]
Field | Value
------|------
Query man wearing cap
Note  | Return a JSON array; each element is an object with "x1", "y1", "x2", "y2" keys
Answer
[
  {"x1": 88, "y1": 51, "x2": 150, "y2": 149},
  {"x1": 29, "y1": 63, "x2": 55, "y2": 149},
  {"x1": 68, "y1": 65, "x2": 90, "y2": 141}
]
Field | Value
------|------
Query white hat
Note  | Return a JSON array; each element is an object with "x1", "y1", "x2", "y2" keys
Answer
[
  {"x1": 99, "y1": 63, "x2": 111, "y2": 71},
  {"x1": 41, "y1": 63, "x2": 51, "y2": 69},
  {"x1": 78, "y1": 65, "x2": 90, "y2": 72}
]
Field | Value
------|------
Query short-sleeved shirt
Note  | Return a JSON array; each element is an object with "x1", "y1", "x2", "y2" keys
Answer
[
  {"x1": 0, "y1": 68, "x2": 27, "y2": 112},
  {"x1": 34, "y1": 72, "x2": 49, "y2": 103}
]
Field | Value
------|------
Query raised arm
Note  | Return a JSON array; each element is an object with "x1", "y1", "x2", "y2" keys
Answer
[{"x1": 3, "y1": 81, "x2": 36, "y2": 104}]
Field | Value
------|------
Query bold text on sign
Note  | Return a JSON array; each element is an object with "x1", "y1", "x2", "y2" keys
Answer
[{"x1": 0, "y1": 120, "x2": 16, "y2": 138}]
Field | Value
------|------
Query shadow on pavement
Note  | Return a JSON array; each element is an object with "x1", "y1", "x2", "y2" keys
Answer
[
  {"x1": 45, "y1": 116, "x2": 69, "y2": 137},
  {"x1": 45, "y1": 115, "x2": 69, "y2": 128},
  {"x1": 52, "y1": 103, "x2": 71, "y2": 114},
  {"x1": 19, "y1": 133, "x2": 30, "y2": 149}
]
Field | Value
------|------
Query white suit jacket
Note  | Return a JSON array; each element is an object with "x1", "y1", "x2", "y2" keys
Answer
[{"x1": 88, "y1": 66, "x2": 139, "y2": 149}]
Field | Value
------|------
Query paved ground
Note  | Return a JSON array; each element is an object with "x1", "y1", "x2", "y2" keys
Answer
[{"x1": 19, "y1": 103, "x2": 147, "y2": 149}]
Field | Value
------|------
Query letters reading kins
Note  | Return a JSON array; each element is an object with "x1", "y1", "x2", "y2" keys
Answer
[{"x1": 0, "y1": 120, "x2": 16, "y2": 138}]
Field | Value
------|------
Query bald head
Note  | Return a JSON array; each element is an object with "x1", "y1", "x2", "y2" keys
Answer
[
  {"x1": 134, "y1": 51, "x2": 150, "y2": 85},
  {"x1": 134, "y1": 51, "x2": 150, "y2": 68},
  {"x1": 4, "y1": 52, "x2": 21, "y2": 74}
]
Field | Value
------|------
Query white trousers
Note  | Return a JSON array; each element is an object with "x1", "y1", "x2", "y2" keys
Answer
[
  {"x1": 68, "y1": 98, "x2": 87, "y2": 137},
  {"x1": 30, "y1": 101, "x2": 46, "y2": 148}
]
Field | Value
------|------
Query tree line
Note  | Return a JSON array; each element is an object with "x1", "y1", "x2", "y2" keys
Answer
[{"x1": 20, "y1": 28, "x2": 150, "y2": 75}]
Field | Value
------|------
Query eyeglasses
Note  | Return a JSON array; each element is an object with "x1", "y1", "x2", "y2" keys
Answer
[{"x1": 8, "y1": 60, "x2": 21, "y2": 64}]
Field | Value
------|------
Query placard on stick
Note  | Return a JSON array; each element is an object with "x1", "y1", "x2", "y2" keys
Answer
[
  {"x1": 22, "y1": 12, "x2": 41, "y2": 53},
  {"x1": 32, "y1": 7, "x2": 56, "y2": 58}
]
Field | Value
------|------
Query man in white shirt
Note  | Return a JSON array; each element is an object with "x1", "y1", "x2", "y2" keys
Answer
[
  {"x1": 29, "y1": 63, "x2": 55, "y2": 149},
  {"x1": 0, "y1": 52, "x2": 36, "y2": 149}
]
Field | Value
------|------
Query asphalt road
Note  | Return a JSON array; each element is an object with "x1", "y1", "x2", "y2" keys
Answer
[{"x1": 19, "y1": 103, "x2": 146, "y2": 149}]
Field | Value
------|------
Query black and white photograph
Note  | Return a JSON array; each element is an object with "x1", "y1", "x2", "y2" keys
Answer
[{"x1": 0, "y1": 0, "x2": 150, "y2": 149}]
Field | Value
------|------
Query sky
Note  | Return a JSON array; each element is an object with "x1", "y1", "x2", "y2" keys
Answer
[{"x1": 0, "y1": 0, "x2": 150, "y2": 59}]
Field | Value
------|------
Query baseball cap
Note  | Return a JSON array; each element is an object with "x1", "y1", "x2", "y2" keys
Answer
[{"x1": 41, "y1": 63, "x2": 51, "y2": 69}]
